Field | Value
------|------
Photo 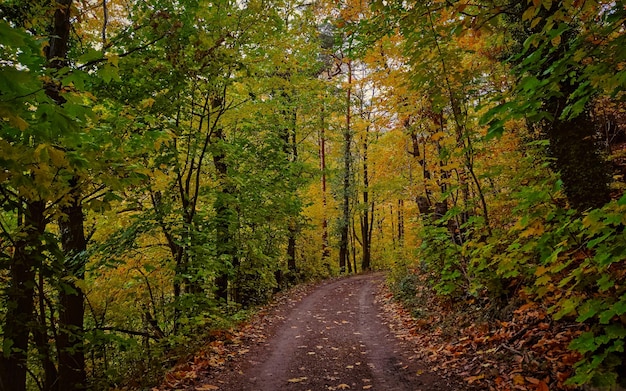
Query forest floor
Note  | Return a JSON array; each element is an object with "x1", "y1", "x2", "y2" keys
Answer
[
  {"x1": 153, "y1": 272, "x2": 587, "y2": 391},
  {"x1": 154, "y1": 273, "x2": 472, "y2": 391}
]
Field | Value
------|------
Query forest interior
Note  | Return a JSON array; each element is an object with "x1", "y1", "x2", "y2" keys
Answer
[{"x1": 2, "y1": 0, "x2": 626, "y2": 390}]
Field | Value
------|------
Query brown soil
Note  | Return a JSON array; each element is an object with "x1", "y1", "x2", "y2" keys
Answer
[{"x1": 163, "y1": 273, "x2": 472, "y2": 391}]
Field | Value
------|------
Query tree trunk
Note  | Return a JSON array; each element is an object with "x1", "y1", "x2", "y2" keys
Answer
[
  {"x1": 361, "y1": 127, "x2": 371, "y2": 271},
  {"x1": 57, "y1": 193, "x2": 88, "y2": 391},
  {"x1": 34, "y1": 272, "x2": 59, "y2": 391},
  {"x1": 287, "y1": 228, "x2": 297, "y2": 272},
  {"x1": 512, "y1": 2, "x2": 611, "y2": 211},
  {"x1": 397, "y1": 199, "x2": 404, "y2": 245},
  {"x1": 45, "y1": 2, "x2": 89, "y2": 388},
  {"x1": 339, "y1": 60, "x2": 353, "y2": 274},
  {"x1": 545, "y1": 92, "x2": 611, "y2": 210},
  {"x1": 320, "y1": 111, "x2": 330, "y2": 261},
  {"x1": 0, "y1": 200, "x2": 46, "y2": 391},
  {"x1": 213, "y1": 128, "x2": 237, "y2": 302},
  {"x1": 283, "y1": 102, "x2": 298, "y2": 273}
]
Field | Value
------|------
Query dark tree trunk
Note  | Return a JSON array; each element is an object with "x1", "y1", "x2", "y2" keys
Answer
[
  {"x1": 0, "y1": 200, "x2": 46, "y2": 391},
  {"x1": 34, "y1": 272, "x2": 59, "y2": 391},
  {"x1": 510, "y1": 2, "x2": 611, "y2": 211},
  {"x1": 361, "y1": 128, "x2": 371, "y2": 271},
  {"x1": 150, "y1": 191, "x2": 185, "y2": 331},
  {"x1": 339, "y1": 61, "x2": 353, "y2": 274},
  {"x1": 213, "y1": 128, "x2": 237, "y2": 302},
  {"x1": 320, "y1": 112, "x2": 330, "y2": 261},
  {"x1": 57, "y1": 194, "x2": 87, "y2": 391},
  {"x1": 287, "y1": 230, "x2": 297, "y2": 272},
  {"x1": 45, "y1": 2, "x2": 89, "y2": 388},
  {"x1": 282, "y1": 101, "x2": 298, "y2": 273},
  {"x1": 544, "y1": 92, "x2": 611, "y2": 210},
  {"x1": 397, "y1": 199, "x2": 404, "y2": 245}
]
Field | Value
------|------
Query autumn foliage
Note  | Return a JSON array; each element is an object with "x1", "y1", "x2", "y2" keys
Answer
[{"x1": 1, "y1": 0, "x2": 626, "y2": 390}]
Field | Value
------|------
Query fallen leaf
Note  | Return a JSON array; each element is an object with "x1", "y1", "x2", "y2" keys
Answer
[
  {"x1": 363, "y1": 386, "x2": 372, "y2": 390},
  {"x1": 526, "y1": 377, "x2": 540, "y2": 385},
  {"x1": 287, "y1": 377, "x2": 308, "y2": 383},
  {"x1": 336, "y1": 384, "x2": 350, "y2": 390},
  {"x1": 513, "y1": 374, "x2": 525, "y2": 385},
  {"x1": 196, "y1": 385, "x2": 219, "y2": 391},
  {"x1": 465, "y1": 374, "x2": 485, "y2": 384}
]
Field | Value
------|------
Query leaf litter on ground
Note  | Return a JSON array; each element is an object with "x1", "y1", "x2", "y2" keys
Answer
[
  {"x1": 376, "y1": 271, "x2": 587, "y2": 391},
  {"x1": 152, "y1": 281, "x2": 322, "y2": 390}
]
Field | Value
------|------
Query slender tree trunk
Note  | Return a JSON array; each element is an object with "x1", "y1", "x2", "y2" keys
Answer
[
  {"x1": 34, "y1": 272, "x2": 59, "y2": 391},
  {"x1": 361, "y1": 127, "x2": 371, "y2": 271},
  {"x1": 287, "y1": 224, "x2": 297, "y2": 272},
  {"x1": 284, "y1": 105, "x2": 298, "y2": 273},
  {"x1": 351, "y1": 225, "x2": 357, "y2": 274},
  {"x1": 0, "y1": 200, "x2": 46, "y2": 391},
  {"x1": 213, "y1": 128, "x2": 238, "y2": 302},
  {"x1": 150, "y1": 191, "x2": 184, "y2": 331},
  {"x1": 57, "y1": 192, "x2": 87, "y2": 390},
  {"x1": 45, "y1": 2, "x2": 89, "y2": 388},
  {"x1": 339, "y1": 61, "x2": 353, "y2": 274},
  {"x1": 397, "y1": 199, "x2": 404, "y2": 245},
  {"x1": 320, "y1": 111, "x2": 330, "y2": 261}
]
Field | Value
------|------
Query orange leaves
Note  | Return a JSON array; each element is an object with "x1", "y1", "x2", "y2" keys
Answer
[
  {"x1": 379, "y1": 273, "x2": 585, "y2": 391},
  {"x1": 159, "y1": 329, "x2": 245, "y2": 389}
]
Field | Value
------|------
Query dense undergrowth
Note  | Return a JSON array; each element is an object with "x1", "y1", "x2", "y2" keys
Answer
[{"x1": 389, "y1": 188, "x2": 626, "y2": 389}]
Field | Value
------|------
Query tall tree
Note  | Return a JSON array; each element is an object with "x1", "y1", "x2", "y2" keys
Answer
[
  {"x1": 506, "y1": 1, "x2": 611, "y2": 210},
  {"x1": 339, "y1": 58, "x2": 353, "y2": 274},
  {"x1": 45, "y1": 1, "x2": 90, "y2": 389}
]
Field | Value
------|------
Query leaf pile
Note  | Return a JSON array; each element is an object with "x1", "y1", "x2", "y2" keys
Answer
[{"x1": 378, "y1": 274, "x2": 588, "y2": 391}]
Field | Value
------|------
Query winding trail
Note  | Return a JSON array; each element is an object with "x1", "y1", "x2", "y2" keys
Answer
[{"x1": 198, "y1": 274, "x2": 465, "y2": 391}]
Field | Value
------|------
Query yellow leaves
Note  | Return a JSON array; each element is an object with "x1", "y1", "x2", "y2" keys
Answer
[
  {"x1": 195, "y1": 385, "x2": 219, "y2": 391},
  {"x1": 107, "y1": 53, "x2": 119, "y2": 67},
  {"x1": 512, "y1": 373, "x2": 525, "y2": 385},
  {"x1": 287, "y1": 376, "x2": 308, "y2": 383},
  {"x1": 0, "y1": 104, "x2": 29, "y2": 131},
  {"x1": 141, "y1": 98, "x2": 156, "y2": 108},
  {"x1": 517, "y1": 218, "x2": 545, "y2": 238},
  {"x1": 541, "y1": 0, "x2": 553, "y2": 10},
  {"x1": 535, "y1": 266, "x2": 548, "y2": 277},
  {"x1": 34, "y1": 144, "x2": 69, "y2": 169},
  {"x1": 431, "y1": 131, "x2": 445, "y2": 141},
  {"x1": 522, "y1": 6, "x2": 539, "y2": 22}
]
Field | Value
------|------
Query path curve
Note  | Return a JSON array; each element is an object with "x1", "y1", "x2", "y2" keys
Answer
[{"x1": 199, "y1": 274, "x2": 464, "y2": 391}]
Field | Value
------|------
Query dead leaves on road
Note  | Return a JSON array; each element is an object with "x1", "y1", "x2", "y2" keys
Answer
[
  {"x1": 155, "y1": 283, "x2": 317, "y2": 390},
  {"x1": 287, "y1": 376, "x2": 308, "y2": 383}
]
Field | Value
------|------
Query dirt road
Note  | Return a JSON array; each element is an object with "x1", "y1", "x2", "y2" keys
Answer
[{"x1": 196, "y1": 274, "x2": 466, "y2": 391}]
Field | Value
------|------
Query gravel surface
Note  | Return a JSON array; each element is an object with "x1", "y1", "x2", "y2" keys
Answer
[{"x1": 192, "y1": 273, "x2": 469, "y2": 391}]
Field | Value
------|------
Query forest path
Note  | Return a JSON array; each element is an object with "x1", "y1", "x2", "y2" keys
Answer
[{"x1": 192, "y1": 273, "x2": 468, "y2": 391}]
